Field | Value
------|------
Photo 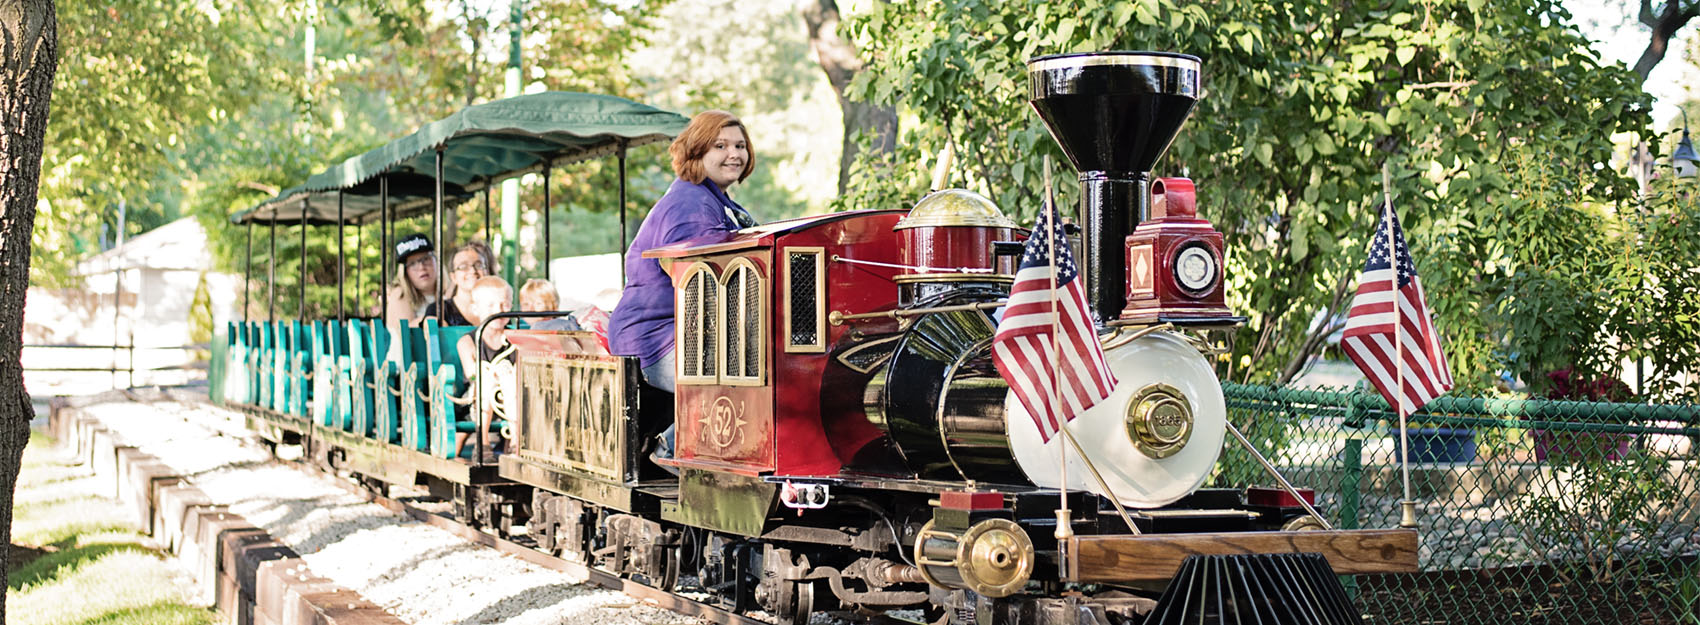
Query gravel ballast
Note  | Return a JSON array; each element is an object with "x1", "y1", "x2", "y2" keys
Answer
[{"x1": 82, "y1": 393, "x2": 703, "y2": 625}]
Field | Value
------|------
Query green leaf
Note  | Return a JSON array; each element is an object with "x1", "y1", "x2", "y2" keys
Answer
[
  {"x1": 1056, "y1": 18, "x2": 1077, "y2": 46},
  {"x1": 1292, "y1": 219, "x2": 1311, "y2": 261},
  {"x1": 1396, "y1": 45, "x2": 1416, "y2": 65}
]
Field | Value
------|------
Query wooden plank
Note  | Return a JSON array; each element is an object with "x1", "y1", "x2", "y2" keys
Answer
[{"x1": 1070, "y1": 529, "x2": 1419, "y2": 581}]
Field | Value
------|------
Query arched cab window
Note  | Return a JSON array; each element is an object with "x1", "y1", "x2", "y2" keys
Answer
[
  {"x1": 677, "y1": 262, "x2": 719, "y2": 384},
  {"x1": 676, "y1": 258, "x2": 766, "y2": 386},
  {"x1": 718, "y1": 258, "x2": 765, "y2": 386}
]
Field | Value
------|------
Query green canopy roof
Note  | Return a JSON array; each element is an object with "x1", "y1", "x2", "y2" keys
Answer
[{"x1": 232, "y1": 91, "x2": 690, "y2": 225}]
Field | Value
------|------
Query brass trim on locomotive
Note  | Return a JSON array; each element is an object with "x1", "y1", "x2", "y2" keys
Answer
[
  {"x1": 1025, "y1": 52, "x2": 1202, "y2": 74},
  {"x1": 781, "y1": 247, "x2": 828, "y2": 354},
  {"x1": 676, "y1": 262, "x2": 720, "y2": 386}
]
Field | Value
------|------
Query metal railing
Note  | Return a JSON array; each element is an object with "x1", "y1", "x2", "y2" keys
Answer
[
  {"x1": 24, "y1": 343, "x2": 209, "y2": 390},
  {"x1": 1219, "y1": 383, "x2": 1700, "y2": 624}
]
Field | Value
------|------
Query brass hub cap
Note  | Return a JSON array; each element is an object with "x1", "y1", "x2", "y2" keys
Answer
[
  {"x1": 1125, "y1": 383, "x2": 1194, "y2": 459},
  {"x1": 957, "y1": 519, "x2": 1034, "y2": 598}
]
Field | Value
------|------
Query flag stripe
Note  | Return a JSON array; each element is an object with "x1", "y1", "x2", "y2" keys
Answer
[
  {"x1": 1342, "y1": 203, "x2": 1453, "y2": 417},
  {"x1": 992, "y1": 199, "x2": 1119, "y2": 442}
]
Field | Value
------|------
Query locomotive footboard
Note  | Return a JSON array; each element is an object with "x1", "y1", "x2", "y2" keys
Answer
[{"x1": 1067, "y1": 529, "x2": 1419, "y2": 581}]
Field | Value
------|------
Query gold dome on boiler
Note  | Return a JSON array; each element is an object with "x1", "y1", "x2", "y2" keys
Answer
[{"x1": 894, "y1": 189, "x2": 1018, "y2": 230}]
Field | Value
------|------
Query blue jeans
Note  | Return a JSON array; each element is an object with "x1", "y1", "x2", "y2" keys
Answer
[
  {"x1": 641, "y1": 349, "x2": 676, "y2": 393},
  {"x1": 642, "y1": 349, "x2": 676, "y2": 458}
]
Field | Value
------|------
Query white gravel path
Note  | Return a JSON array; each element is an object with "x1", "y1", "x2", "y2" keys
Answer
[{"x1": 82, "y1": 393, "x2": 705, "y2": 625}]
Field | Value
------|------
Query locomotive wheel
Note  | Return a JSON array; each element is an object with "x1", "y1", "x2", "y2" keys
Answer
[
  {"x1": 762, "y1": 547, "x2": 815, "y2": 625},
  {"x1": 560, "y1": 499, "x2": 589, "y2": 562},
  {"x1": 657, "y1": 530, "x2": 682, "y2": 591},
  {"x1": 490, "y1": 499, "x2": 513, "y2": 538},
  {"x1": 779, "y1": 577, "x2": 814, "y2": 625}
]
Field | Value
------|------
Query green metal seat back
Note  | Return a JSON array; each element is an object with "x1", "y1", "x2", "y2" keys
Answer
[
  {"x1": 260, "y1": 322, "x2": 277, "y2": 410},
  {"x1": 226, "y1": 321, "x2": 247, "y2": 405},
  {"x1": 394, "y1": 320, "x2": 431, "y2": 452},
  {"x1": 424, "y1": 321, "x2": 475, "y2": 458},
  {"x1": 244, "y1": 322, "x2": 260, "y2": 405},
  {"x1": 290, "y1": 320, "x2": 312, "y2": 418},
  {"x1": 309, "y1": 321, "x2": 334, "y2": 425},
  {"x1": 345, "y1": 320, "x2": 373, "y2": 435}
]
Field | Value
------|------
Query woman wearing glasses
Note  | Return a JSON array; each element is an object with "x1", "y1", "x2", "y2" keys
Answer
[{"x1": 425, "y1": 240, "x2": 496, "y2": 327}]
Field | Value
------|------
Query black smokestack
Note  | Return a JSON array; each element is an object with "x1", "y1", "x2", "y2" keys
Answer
[{"x1": 1027, "y1": 52, "x2": 1200, "y2": 323}]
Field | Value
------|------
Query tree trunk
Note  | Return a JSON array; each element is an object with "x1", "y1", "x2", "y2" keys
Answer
[
  {"x1": 0, "y1": 0, "x2": 57, "y2": 619},
  {"x1": 1633, "y1": 0, "x2": 1699, "y2": 83},
  {"x1": 801, "y1": 0, "x2": 896, "y2": 194}
]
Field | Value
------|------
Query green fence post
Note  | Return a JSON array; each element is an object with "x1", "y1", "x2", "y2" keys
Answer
[{"x1": 1341, "y1": 389, "x2": 1364, "y2": 598}]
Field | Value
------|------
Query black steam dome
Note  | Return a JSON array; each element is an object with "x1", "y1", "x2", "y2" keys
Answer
[{"x1": 1027, "y1": 51, "x2": 1201, "y2": 323}]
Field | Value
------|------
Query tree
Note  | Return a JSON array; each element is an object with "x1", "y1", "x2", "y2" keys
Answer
[
  {"x1": 1632, "y1": 0, "x2": 1700, "y2": 82},
  {"x1": 800, "y1": 0, "x2": 896, "y2": 193},
  {"x1": 0, "y1": 0, "x2": 57, "y2": 619},
  {"x1": 841, "y1": 0, "x2": 1656, "y2": 390},
  {"x1": 34, "y1": 0, "x2": 288, "y2": 286}
]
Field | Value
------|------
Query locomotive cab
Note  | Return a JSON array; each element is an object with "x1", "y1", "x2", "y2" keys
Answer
[{"x1": 642, "y1": 212, "x2": 910, "y2": 479}]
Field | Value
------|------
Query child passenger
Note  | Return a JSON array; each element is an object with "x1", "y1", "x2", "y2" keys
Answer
[
  {"x1": 519, "y1": 279, "x2": 581, "y2": 331},
  {"x1": 455, "y1": 276, "x2": 517, "y2": 458}
]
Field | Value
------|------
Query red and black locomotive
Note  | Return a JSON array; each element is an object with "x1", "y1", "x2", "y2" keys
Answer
[
  {"x1": 497, "y1": 52, "x2": 1417, "y2": 624},
  {"x1": 225, "y1": 52, "x2": 1416, "y2": 625}
]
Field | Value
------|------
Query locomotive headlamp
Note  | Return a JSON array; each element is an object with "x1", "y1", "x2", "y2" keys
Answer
[
  {"x1": 1120, "y1": 178, "x2": 1237, "y2": 324},
  {"x1": 1174, "y1": 244, "x2": 1217, "y2": 294},
  {"x1": 1125, "y1": 383, "x2": 1194, "y2": 459}
]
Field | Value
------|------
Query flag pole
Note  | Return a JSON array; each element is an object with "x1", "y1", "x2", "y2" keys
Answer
[
  {"x1": 1043, "y1": 158, "x2": 1075, "y2": 556},
  {"x1": 1385, "y1": 165, "x2": 1418, "y2": 529}
]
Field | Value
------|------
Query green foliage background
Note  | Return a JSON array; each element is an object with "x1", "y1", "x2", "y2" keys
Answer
[
  {"x1": 33, "y1": 0, "x2": 1700, "y2": 400},
  {"x1": 838, "y1": 0, "x2": 1700, "y2": 399}
]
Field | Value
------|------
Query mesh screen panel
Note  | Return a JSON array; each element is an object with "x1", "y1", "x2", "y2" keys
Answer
[
  {"x1": 788, "y1": 251, "x2": 819, "y2": 347},
  {"x1": 701, "y1": 275, "x2": 717, "y2": 378},
  {"x1": 724, "y1": 269, "x2": 744, "y2": 377},
  {"x1": 680, "y1": 272, "x2": 703, "y2": 378},
  {"x1": 743, "y1": 268, "x2": 760, "y2": 377}
]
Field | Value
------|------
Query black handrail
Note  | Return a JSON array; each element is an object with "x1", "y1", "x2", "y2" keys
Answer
[{"x1": 470, "y1": 310, "x2": 578, "y2": 465}]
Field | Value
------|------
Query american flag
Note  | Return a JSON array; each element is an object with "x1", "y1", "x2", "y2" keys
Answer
[
  {"x1": 992, "y1": 201, "x2": 1118, "y2": 442},
  {"x1": 1342, "y1": 202, "x2": 1453, "y2": 415}
]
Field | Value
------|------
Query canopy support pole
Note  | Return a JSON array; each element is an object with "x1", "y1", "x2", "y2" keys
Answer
[
  {"x1": 300, "y1": 198, "x2": 308, "y2": 320},
  {"x1": 542, "y1": 162, "x2": 551, "y2": 284},
  {"x1": 618, "y1": 140, "x2": 628, "y2": 285},
  {"x1": 356, "y1": 218, "x2": 363, "y2": 318},
  {"x1": 435, "y1": 148, "x2": 445, "y2": 314},
  {"x1": 380, "y1": 175, "x2": 390, "y2": 324},
  {"x1": 483, "y1": 183, "x2": 492, "y2": 250},
  {"x1": 244, "y1": 222, "x2": 252, "y2": 321},
  {"x1": 337, "y1": 191, "x2": 345, "y2": 323},
  {"x1": 269, "y1": 220, "x2": 277, "y2": 323}
]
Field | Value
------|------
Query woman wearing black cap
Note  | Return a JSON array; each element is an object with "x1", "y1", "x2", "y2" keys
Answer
[{"x1": 385, "y1": 233, "x2": 439, "y2": 325}]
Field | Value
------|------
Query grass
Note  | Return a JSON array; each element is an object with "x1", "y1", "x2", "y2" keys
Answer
[{"x1": 5, "y1": 430, "x2": 218, "y2": 625}]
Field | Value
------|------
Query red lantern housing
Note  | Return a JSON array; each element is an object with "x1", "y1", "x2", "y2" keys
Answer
[{"x1": 1121, "y1": 177, "x2": 1233, "y2": 324}]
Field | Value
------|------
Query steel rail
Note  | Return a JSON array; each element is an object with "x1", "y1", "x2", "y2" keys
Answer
[{"x1": 292, "y1": 459, "x2": 774, "y2": 625}]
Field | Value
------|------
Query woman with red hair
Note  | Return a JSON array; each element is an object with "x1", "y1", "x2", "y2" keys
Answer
[
  {"x1": 610, "y1": 110, "x2": 757, "y2": 392},
  {"x1": 609, "y1": 110, "x2": 758, "y2": 467}
]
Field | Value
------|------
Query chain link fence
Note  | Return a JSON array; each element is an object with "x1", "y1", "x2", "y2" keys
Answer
[{"x1": 1218, "y1": 383, "x2": 1700, "y2": 624}]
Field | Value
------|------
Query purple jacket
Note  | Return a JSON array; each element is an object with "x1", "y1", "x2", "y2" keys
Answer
[{"x1": 608, "y1": 178, "x2": 757, "y2": 368}]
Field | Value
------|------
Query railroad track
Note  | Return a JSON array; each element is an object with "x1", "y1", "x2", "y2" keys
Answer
[{"x1": 296, "y1": 460, "x2": 922, "y2": 625}]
